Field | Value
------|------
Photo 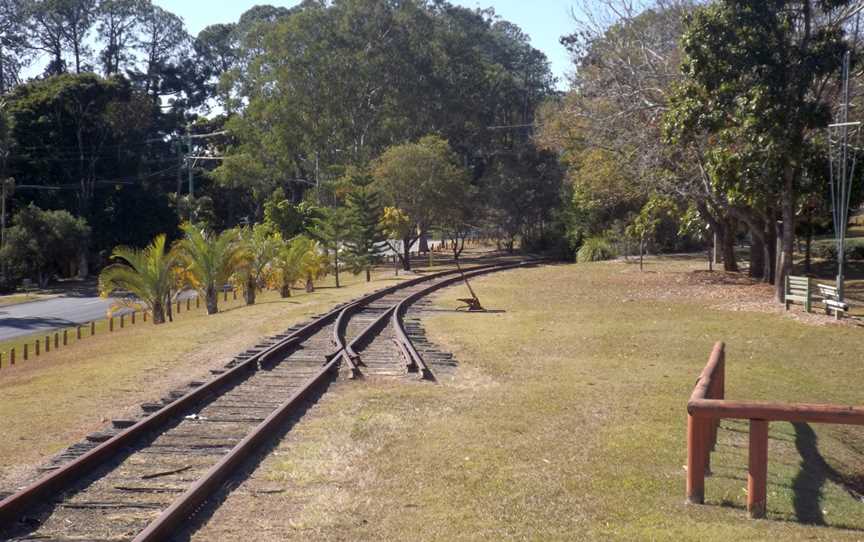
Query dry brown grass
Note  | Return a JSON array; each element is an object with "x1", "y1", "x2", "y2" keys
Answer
[
  {"x1": 193, "y1": 256, "x2": 864, "y2": 541},
  {"x1": 0, "y1": 269, "x2": 411, "y2": 490}
]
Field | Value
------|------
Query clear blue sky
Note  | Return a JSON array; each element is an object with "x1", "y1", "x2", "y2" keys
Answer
[{"x1": 153, "y1": 0, "x2": 577, "y2": 88}]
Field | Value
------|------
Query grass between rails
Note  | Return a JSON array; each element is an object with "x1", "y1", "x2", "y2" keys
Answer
[
  {"x1": 194, "y1": 256, "x2": 863, "y2": 541},
  {"x1": 0, "y1": 267, "x2": 418, "y2": 487}
]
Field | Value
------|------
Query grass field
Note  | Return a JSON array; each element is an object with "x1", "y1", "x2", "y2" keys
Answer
[
  {"x1": 192, "y1": 256, "x2": 864, "y2": 541},
  {"x1": 0, "y1": 267, "x2": 416, "y2": 488}
]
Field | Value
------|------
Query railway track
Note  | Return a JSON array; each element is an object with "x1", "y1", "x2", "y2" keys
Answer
[{"x1": 0, "y1": 259, "x2": 531, "y2": 541}]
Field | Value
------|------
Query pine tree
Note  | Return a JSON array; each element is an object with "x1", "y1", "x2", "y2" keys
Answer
[{"x1": 345, "y1": 186, "x2": 387, "y2": 282}]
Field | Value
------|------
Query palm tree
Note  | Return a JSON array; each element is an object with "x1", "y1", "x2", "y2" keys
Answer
[
  {"x1": 98, "y1": 234, "x2": 176, "y2": 324},
  {"x1": 237, "y1": 224, "x2": 280, "y2": 305},
  {"x1": 174, "y1": 223, "x2": 245, "y2": 314},
  {"x1": 272, "y1": 235, "x2": 312, "y2": 298},
  {"x1": 301, "y1": 239, "x2": 329, "y2": 292}
]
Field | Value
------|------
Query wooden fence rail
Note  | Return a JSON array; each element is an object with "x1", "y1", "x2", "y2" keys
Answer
[{"x1": 686, "y1": 342, "x2": 864, "y2": 518}]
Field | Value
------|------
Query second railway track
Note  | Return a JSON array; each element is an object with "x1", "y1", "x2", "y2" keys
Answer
[{"x1": 0, "y1": 259, "x2": 532, "y2": 541}]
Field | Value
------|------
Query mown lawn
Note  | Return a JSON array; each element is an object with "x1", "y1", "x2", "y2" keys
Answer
[
  {"x1": 0, "y1": 268, "x2": 413, "y2": 488},
  {"x1": 194, "y1": 256, "x2": 864, "y2": 541}
]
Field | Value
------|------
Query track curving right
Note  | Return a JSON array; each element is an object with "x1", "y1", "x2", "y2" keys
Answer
[{"x1": 0, "y1": 258, "x2": 533, "y2": 541}]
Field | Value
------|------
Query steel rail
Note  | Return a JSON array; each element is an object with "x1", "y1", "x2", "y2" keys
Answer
[
  {"x1": 133, "y1": 260, "x2": 529, "y2": 539},
  {"x1": 0, "y1": 298, "x2": 343, "y2": 527},
  {"x1": 0, "y1": 258, "x2": 529, "y2": 537},
  {"x1": 390, "y1": 261, "x2": 532, "y2": 380}
]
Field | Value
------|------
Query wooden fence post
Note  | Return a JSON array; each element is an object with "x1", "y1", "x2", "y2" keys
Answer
[
  {"x1": 24, "y1": 343, "x2": 29, "y2": 360},
  {"x1": 186, "y1": 298, "x2": 191, "y2": 311},
  {"x1": 63, "y1": 330, "x2": 68, "y2": 346},
  {"x1": 44, "y1": 336, "x2": 50, "y2": 353},
  {"x1": 90, "y1": 321, "x2": 96, "y2": 335},
  {"x1": 76, "y1": 326, "x2": 82, "y2": 340},
  {"x1": 686, "y1": 414, "x2": 705, "y2": 504},
  {"x1": 35, "y1": 340, "x2": 40, "y2": 356},
  {"x1": 120, "y1": 314, "x2": 125, "y2": 328},
  {"x1": 232, "y1": 288, "x2": 237, "y2": 300},
  {"x1": 143, "y1": 311, "x2": 148, "y2": 322},
  {"x1": 131, "y1": 311, "x2": 136, "y2": 325},
  {"x1": 748, "y1": 420, "x2": 769, "y2": 519},
  {"x1": 196, "y1": 297, "x2": 200, "y2": 309},
  {"x1": 177, "y1": 300, "x2": 181, "y2": 314},
  {"x1": 10, "y1": 348, "x2": 15, "y2": 365},
  {"x1": 54, "y1": 333, "x2": 59, "y2": 349},
  {"x1": 109, "y1": 317, "x2": 114, "y2": 332},
  {"x1": 223, "y1": 289, "x2": 227, "y2": 302}
]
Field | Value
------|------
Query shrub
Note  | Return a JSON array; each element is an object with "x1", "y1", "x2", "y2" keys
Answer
[
  {"x1": 815, "y1": 242, "x2": 864, "y2": 261},
  {"x1": 577, "y1": 236, "x2": 617, "y2": 263}
]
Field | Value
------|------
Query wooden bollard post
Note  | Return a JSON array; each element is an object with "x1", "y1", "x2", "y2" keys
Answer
[
  {"x1": 143, "y1": 311, "x2": 148, "y2": 322},
  {"x1": 10, "y1": 348, "x2": 15, "y2": 365},
  {"x1": 35, "y1": 340, "x2": 40, "y2": 356},
  {"x1": 63, "y1": 329, "x2": 68, "y2": 345},
  {"x1": 196, "y1": 297, "x2": 200, "y2": 309},
  {"x1": 77, "y1": 326, "x2": 82, "y2": 340},
  {"x1": 186, "y1": 298, "x2": 191, "y2": 311},
  {"x1": 747, "y1": 420, "x2": 769, "y2": 519},
  {"x1": 176, "y1": 300, "x2": 181, "y2": 314},
  {"x1": 223, "y1": 289, "x2": 227, "y2": 302},
  {"x1": 232, "y1": 288, "x2": 237, "y2": 300},
  {"x1": 131, "y1": 311, "x2": 136, "y2": 325},
  {"x1": 54, "y1": 333, "x2": 59, "y2": 349},
  {"x1": 44, "y1": 336, "x2": 50, "y2": 353},
  {"x1": 109, "y1": 317, "x2": 114, "y2": 332},
  {"x1": 686, "y1": 414, "x2": 705, "y2": 504},
  {"x1": 120, "y1": 314, "x2": 125, "y2": 328},
  {"x1": 91, "y1": 321, "x2": 96, "y2": 335}
]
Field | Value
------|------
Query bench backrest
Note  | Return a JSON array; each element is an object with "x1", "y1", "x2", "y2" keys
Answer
[
  {"x1": 786, "y1": 275, "x2": 810, "y2": 295},
  {"x1": 817, "y1": 283, "x2": 840, "y2": 300}
]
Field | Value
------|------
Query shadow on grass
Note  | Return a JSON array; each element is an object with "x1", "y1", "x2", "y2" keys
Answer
[{"x1": 792, "y1": 423, "x2": 864, "y2": 525}]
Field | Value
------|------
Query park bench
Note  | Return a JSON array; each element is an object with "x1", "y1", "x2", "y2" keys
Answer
[
  {"x1": 815, "y1": 283, "x2": 849, "y2": 320},
  {"x1": 784, "y1": 275, "x2": 812, "y2": 312}
]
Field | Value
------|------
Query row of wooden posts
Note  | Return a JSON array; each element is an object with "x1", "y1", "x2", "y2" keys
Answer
[
  {"x1": 0, "y1": 288, "x2": 239, "y2": 370},
  {"x1": 0, "y1": 239, "x2": 492, "y2": 371}
]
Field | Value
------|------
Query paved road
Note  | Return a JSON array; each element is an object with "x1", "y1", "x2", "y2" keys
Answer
[
  {"x1": 0, "y1": 296, "x2": 121, "y2": 342},
  {"x1": 0, "y1": 291, "x2": 198, "y2": 343}
]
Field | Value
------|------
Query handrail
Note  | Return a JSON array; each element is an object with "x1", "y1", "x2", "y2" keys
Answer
[{"x1": 686, "y1": 342, "x2": 864, "y2": 519}]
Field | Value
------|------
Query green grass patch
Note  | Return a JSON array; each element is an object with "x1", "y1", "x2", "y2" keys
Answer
[{"x1": 219, "y1": 257, "x2": 864, "y2": 541}]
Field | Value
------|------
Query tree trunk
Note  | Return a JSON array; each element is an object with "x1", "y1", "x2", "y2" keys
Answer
[
  {"x1": 639, "y1": 236, "x2": 644, "y2": 272},
  {"x1": 402, "y1": 237, "x2": 412, "y2": 271},
  {"x1": 152, "y1": 301, "x2": 166, "y2": 324},
  {"x1": 722, "y1": 219, "x2": 738, "y2": 272},
  {"x1": 776, "y1": 175, "x2": 795, "y2": 302},
  {"x1": 245, "y1": 275, "x2": 256, "y2": 305},
  {"x1": 306, "y1": 275, "x2": 314, "y2": 293},
  {"x1": 750, "y1": 232, "x2": 765, "y2": 280},
  {"x1": 280, "y1": 282, "x2": 291, "y2": 298},
  {"x1": 78, "y1": 250, "x2": 89, "y2": 279},
  {"x1": 764, "y1": 221, "x2": 776, "y2": 284},
  {"x1": 805, "y1": 212, "x2": 813, "y2": 274},
  {"x1": 206, "y1": 286, "x2": 218, "y2": 314}
]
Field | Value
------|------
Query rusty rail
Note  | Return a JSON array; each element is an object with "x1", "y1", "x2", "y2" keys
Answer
[
  {"x1": 686, "y1": 342, "x2": 864, "y2": 518},
  {"x1": 0, "y1": 259, "x2": 533, "y2": 537}
]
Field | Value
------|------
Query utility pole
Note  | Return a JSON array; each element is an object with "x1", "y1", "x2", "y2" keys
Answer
[{"x1": 187, "y1": 131, "x2": 194, "y2": 198}]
